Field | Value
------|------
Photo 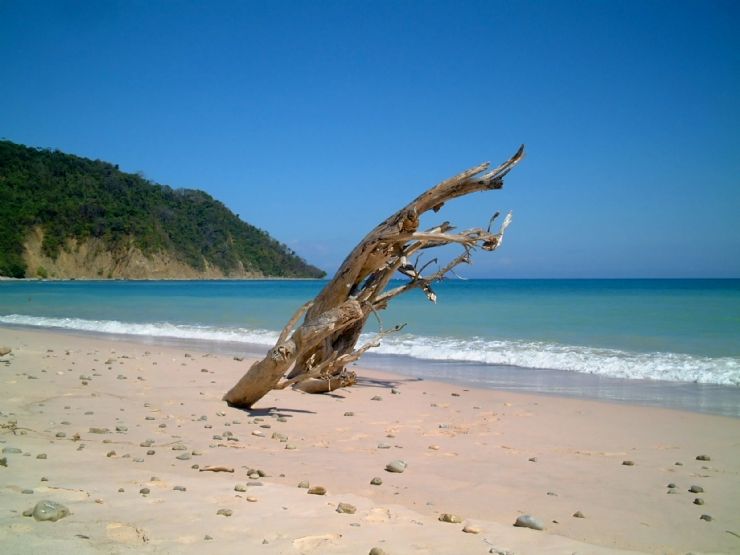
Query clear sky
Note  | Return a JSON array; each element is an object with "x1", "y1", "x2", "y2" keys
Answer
[{"x1": 1, "y1": 0, "x2": 738, "y2": 278}]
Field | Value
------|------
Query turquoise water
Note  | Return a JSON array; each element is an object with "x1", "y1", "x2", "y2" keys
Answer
[{"x1": 1, "y1": 279, "x2": 739, "y2": 386}]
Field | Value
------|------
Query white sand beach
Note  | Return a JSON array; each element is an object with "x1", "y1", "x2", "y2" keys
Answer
[{"x1": 1, "y1": 327, "x2": 738, "y2": 554}]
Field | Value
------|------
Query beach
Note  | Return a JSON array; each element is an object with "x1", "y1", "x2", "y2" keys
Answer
[{"x1": 1, "y1": 326, "x2": 738, "y2": 554}]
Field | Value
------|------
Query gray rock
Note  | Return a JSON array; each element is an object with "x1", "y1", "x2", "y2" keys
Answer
[
  {"x1": 116, "y1": 425, "x2": 128, "y2": 432},
  {"x1": 573, "y1": 511, "x2": 585, "y2": 518},
  {"x1": 513, "y1": 514, "x2": 544, "y2": 530},
  {"x1": 0, "y1": 457, "x2": 6, "y2": 467},
  {"x1": 176, "y1": 452, "x2": 191, "y2": 461},
  {"x1": 36, "y1": 453, "x2": 47, "y2": 459},
  {"x1": 385, "y1": 460, "x2": 407, "y2": 473},
  {"x1": 694, "y1": 498, "x2": 704, "y2": 505},
  {"x1": 696, "y1": 454, "x2": 711, "y2": 461},
  {"x1": 217, "y1": 508, "x2": 233, "y2": 517},
  {"x1": 26, "y1": 500, "x2": 70, "y2": 522},
  {"x1": 622, "y1": 460, "x2": 634, "y2": 466},
  {"x1": 438, "y1": 513, "x2": 463, "y2": 523},
  {"x1": 370, "y1": 477, "x2": 383, "y2": 486},
  {"x1": 369, "y1": 548, "x2": 388, "y2": 555},
  {"x1": 234, "y1": 484, "x2": 247, "y2": 492},
  {"x1": 699, "y1": 514, "x2": 712, "y2": 521},
  {"x1": 344, "y1": 411, "x2": 354, "y2": 416},
  {"x1": 336, "y1": 502, "x2": 356, "y2": 514},
  {"x1": 689, "y1": 485, "x2": 704, "y2": 493},
  {"x1": 89, "y1": 427, "x2": 109, "y2": 434},
  {"x1": 307, "y1": 486, "x2": 326, "y2": 495},
  {"x1": 173, "y1": 485, "x2": 187, "y2": 491},
  {"x1": 139, "y1": 488, "x2": 150, "y2": 495},
  {"x1": 22, "y1": 489, "x2": 34, "y2": 494}
]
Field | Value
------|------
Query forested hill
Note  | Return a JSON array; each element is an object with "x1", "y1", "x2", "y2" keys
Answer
[{"x1": 0, "y1": 140, "x2": 325, "y2": 279}]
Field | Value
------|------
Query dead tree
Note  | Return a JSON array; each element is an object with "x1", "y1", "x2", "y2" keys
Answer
[{"x1": 223, "y1": 146, "x2": 525, "y2": 408}]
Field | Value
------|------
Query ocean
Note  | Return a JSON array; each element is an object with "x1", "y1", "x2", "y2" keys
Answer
[{"x1": 1, "y1": 279, "x2": 739, "y2": 415}]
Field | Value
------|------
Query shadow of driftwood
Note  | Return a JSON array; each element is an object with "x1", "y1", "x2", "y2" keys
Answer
[{"x1": 355, "y1": 376, "x2": 424, "y2": 389}]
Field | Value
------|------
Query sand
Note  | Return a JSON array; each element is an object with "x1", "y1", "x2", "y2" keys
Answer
[{"x1": 1, "y1": 326, "x2": 738, "y2": 554}]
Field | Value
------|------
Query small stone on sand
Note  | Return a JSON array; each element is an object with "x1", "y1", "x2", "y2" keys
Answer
[
  {"x1": 297, "y1": 481, "x2": 309, "y2": 488},
  {"x1": 694, "y1": 498, "x2": 704, "y2": 505},
  {"x1": 514, "y1": 514, "x2": 544, "y2": 530},
  {"x1": 462, "y1": 525, "x2": 480, "y2": 534},
  {"x1": 696, "y1": 454, "x2": 711, "y2": 461},
  {"x1": 26, "y1": 500, "x2": 70, "y2": 522},
  {"x1": 573, "y1": 511, "x2": 585, "y2": 518},
  {"x1": 336, "y1": 502, "x2": 356, "y2": 514},
  {"x1": 370, "y1": 477, "x2": 383, "y2": 485},
  {"x1": 689, "y1": 485, "x2": 704, "y2": 493},
  {"x1": 385, "y1": 460, "x2": 407, "y2": 473},
  {"x1": 439, "y1": 513, "x2": 463, "y2": 523},
  {"x1": 307, "y1": 486, "x2": 326, "y2": 495},
  {"x1": 622, "y1": 460, "x2": 634, "y2": 466},
  {"x1": 700, "y1": 514, "x2": 712, "y2": 521},
  {"x1": 217, "y1": 508, "x2": 233, "y2": 517}
]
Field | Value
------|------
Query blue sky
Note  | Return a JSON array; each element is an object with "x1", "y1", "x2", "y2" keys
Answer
[{"x1": 1, "y1": 0, "x2": 738, "y2": 277}]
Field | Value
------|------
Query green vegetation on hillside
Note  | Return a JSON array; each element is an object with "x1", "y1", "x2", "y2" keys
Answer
[{"x1": 0, "y1": 140, "x2": 325, "y2": 278}]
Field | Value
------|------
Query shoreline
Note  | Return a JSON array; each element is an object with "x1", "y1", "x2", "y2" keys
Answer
[
  {"x1": 2, "y1": 323, "x2": 738, "y2": 418},
  {"x1": 1, "y1": 326, "x2": 739, "y2": 554}
]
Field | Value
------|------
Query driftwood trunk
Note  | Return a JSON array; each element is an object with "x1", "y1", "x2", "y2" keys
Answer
[{"x1": 224, "y1": 146, "x2": 525, "y2": 408}]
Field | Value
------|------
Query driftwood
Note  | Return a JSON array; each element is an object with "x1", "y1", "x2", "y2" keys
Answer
[{"x1": 223, "y1": 146, "x2": 525, "y2": 408}]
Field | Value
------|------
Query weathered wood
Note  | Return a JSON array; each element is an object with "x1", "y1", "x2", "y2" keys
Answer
[{"x1": 223, "y1": 146, "x2": 525, "y2": 408}]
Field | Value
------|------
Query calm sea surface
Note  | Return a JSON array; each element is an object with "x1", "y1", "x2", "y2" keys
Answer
[{"x1": 1, "y1": 279, "x2": 738, "y2": 415}]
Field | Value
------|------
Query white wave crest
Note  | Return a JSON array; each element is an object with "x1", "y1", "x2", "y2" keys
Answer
[
  {"x1": 370, "y1": 334, "x2": 740, "y2": 385},
  {"x1": 0, "y1": 314, "x2": 279, "y2": 346},
  {"x1": 1, "y1": 314, "x2": 738, "y2": 386}
]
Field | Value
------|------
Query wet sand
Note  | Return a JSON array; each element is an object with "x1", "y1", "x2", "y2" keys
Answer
[{"x1": 1, "y1": 327, "x2": 738, "y2": 554}]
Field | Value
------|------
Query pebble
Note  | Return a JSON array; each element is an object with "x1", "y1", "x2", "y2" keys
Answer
[
  {"x1": 24, "y1": 500, "x2": 69, "y2": 522},
  {"x1": 344, "y1": 412, "x2": 354, "y2": 417},
  {"x1": 689, "y1": 485, "x2": 704, "y2": 493},
  {"x1": 176, "y1": 453, "x2": 191, "y2": 460},
  {"x1": 252, "y1": 430, "x2": 265, "y2": 437},
  {"x1": 0, "y1": 457, "x2": 6, "y2": 467},
  {"x1": 307, "y1": 486, "x2": 326, "y2": 495},
  {"x1": 371, "y1": 396, "x2": 382, "y2": 401},
  {"x1": 336, "y1": 502, "x2": 356, "y2": 514},
  {"x1": 428, "y1": 445, "x2": 440, "y2": 450},
  {"x1": 622, "y1": 460, "x2": 634, "y2": 466},
  {"x1": 285, "y1": 444, "x2": 297, "y2": 450},
  {"x1": 272, "y1": 432, "x2": 288, "y2": 441},
  {"x1": 573, "y1": 511, "x2": 585, "y2": 518},
  {"x1": 667, "y1": 483, "x2": 676, "y2": 489},
  {"x1": 22, "y1": 489, "x2": 34, "y2": 494},
  {"x1": 116, "y1": 425, "x2": 128, "y2": 432},
  {"x1": 139, "y1": 488, "x2": 150, "y2": 495},
  {"x1": 696, "y1": 454, "x2": 711, "y2": 461},
  {"x1": 385, "y1": 460, "x2": 407, "y2": 473},
  {"x1": 514, "y1": 514, "x2": 544, "y2": 530},
  {"x1": 439, "y1": 513, "x2": 463, "y2": 523},
  {"x1": 36, "y1": 453, "x2": 47, "y2": 459},
  {"x1": 700, "y1": 514, "x2": 712, "y2": 522},
  {"x1": 171, "y1": 444, "x2": 187, "y2": 451},
  {"x1": 369, "y1": 549, "x2": 388, "y2": 555},
  {"x1": 391, "y1": 388, "x2": 400, "y2": 394},
  {"x1": 106, "y1": 450, "x2": 116, "y2": 457},
  {"x1": 0, "y1": 346, "x2": 11, "y2": 356},
  {"x1": 370, "y1": 477, "x2": 383, "y2": 486},
  {"x1": 297, "y1": 481, "x2": 309, "y2": 488},
  {"x1": 462, "y1": 525, "x2": 480, "y2": 534},
  {"x1": 217, "y1": 508, "x2": 233, "y2": 517},
  {"x1": 173, "y1": 486, "x2": 187, "y2": 491},
  {"x1": 693, "y1": 498, "x2": 704, "y2": 505},
  {"x1": 377, "y1": 442, "x2": 391, "y2": 449},
  {"x1": 235, "y1": 484, "x2": 247, "y2": 492},
  {"x1": 246, "y1": 496, "x2": 258, "y2": 502}
]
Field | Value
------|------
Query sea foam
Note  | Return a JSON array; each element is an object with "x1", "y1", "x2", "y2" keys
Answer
[{"x1": 1, "y1": 314, "x2": 738, "y2": 386}]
